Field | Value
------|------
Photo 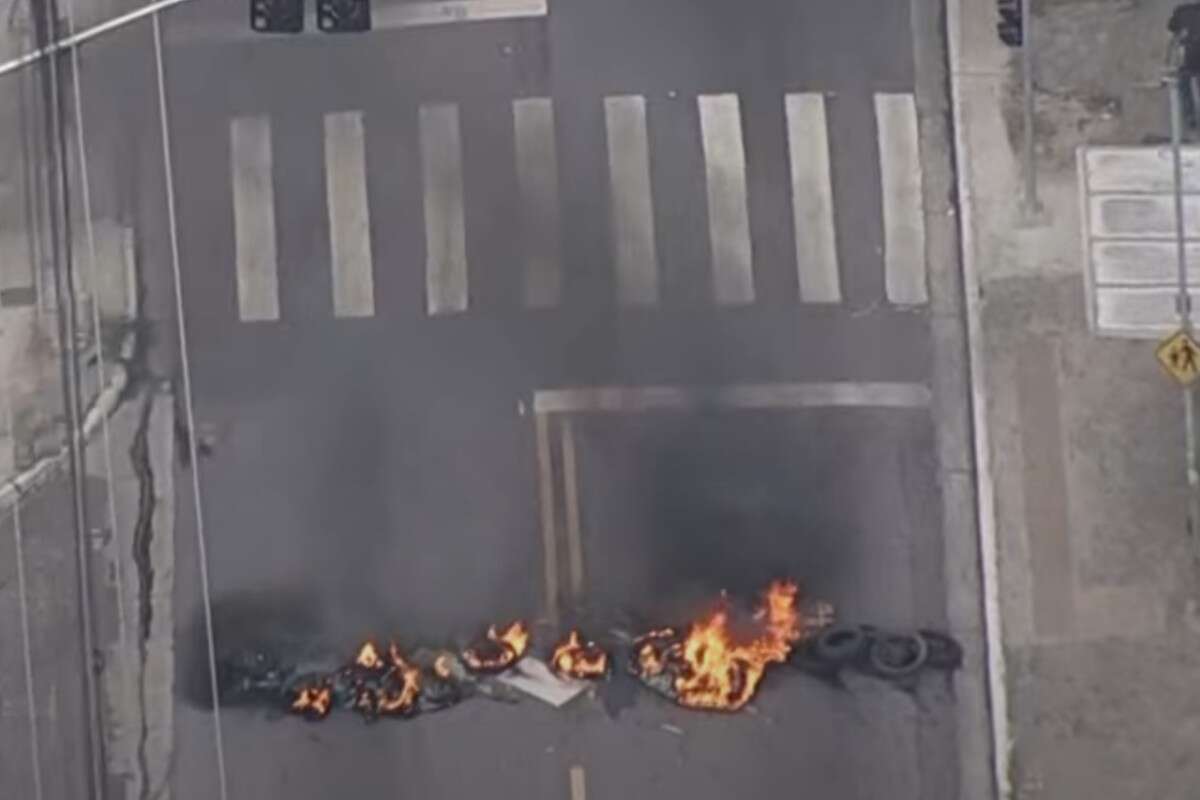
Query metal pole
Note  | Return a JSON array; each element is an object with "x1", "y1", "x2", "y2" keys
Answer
[
  {"x1": 1021, "y1": 0, "x2": 1041, "y2": 214},
  {"x1": 1168, "y1": 73, "x2": 1200, "y2": 541}
]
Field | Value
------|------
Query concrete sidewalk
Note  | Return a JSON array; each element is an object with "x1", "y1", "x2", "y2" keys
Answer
[{"x1": 952, "y1": 0, "x2": 1200, "y2": 797}]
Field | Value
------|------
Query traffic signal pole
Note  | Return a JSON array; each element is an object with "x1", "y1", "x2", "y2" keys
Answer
[{"x1": 1020, "y1": 0, "x2": 1041, "y2": 215}]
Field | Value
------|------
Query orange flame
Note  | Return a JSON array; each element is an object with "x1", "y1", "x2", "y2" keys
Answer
[
  {"x1": 355, "y1": 641, "x2": 384, "y2": 669},
  {"x1": 550, "y1": 630, "x2": 609, "y2": 679},
  {"x1": 634, "y1": 581, "x2": 806, "y2": 711},
  {"x1": 291, "y1": 682, "x2": 333, "y2": 719},
  {"x1": 433, "y1": 653, "x2": 453, "y2": 680},
  {"x1": 462, "y1": 620, "x2": 530, "y2": 673}
]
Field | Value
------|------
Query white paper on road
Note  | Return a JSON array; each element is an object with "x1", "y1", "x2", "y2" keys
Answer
[
  {"x1": 229, "y1": 115, "x2": 279, "y2": 322},
  {"x1": 785, "y1": 92, "x2": 841, "y2": 303},
  {"x1": 875, "y1": 93, "x2": 928, "y2": 305},
  {"x1": 604, "y1": 95, "x2": 659, "y2": 307},
  {"x1": 513, "y1": 97, "x2": 562, "y2": 308},
  {"x1": 494, "y1": 657, "x2": 588, "y2": 707},
  {"x1": 324, "y1": 111, "x2": 375, "y2": 318},
  {"x1": 420, "y1": 103, "x2": 469, "y2": 315},
  {"x1": 699, "y1": 93, "x2": 755, "y2": 305}
]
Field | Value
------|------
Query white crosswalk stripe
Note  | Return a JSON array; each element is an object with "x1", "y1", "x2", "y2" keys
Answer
[
  {"x1": 785, "y1": 92, "x2": 841, "y2": 303},
  {"x1": 874, "y1": 92, "x2": 929, "y2": 305},
  {"x1": 420, "y1": 102, "x2": 469, "y2": 315},
  {"x1": 604, "y1": 94, "x2": 659, "y2": 307},
  {"x1": 229, "y1": 115, "x2": 280, "y2": 322},
  {"x1": 324, "y1": 111, "x2": 376, "y2": 318},
  {"x1": 223, "y1": 90, "x2": 930, "y2": 322},
  {"x1": 513, "y1": 97, "x2": 562, "y2": 308},
  {"x1": 699, "y1": 93, "x2": 755, "y2": 306}
]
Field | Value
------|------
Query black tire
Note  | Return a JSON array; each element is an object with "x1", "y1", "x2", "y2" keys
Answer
[
  {"x1": 867, "y1": 631, "x2": 929, "y2": 678},
  {"x1": 918, "y1": 630, "x2": 963, "y2": 671},
  {"x1": 813, "y1": 626, "x2": 869, "y2": 665}
]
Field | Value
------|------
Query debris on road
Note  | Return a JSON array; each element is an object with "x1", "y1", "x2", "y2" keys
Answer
[{"x1": 495, "y1": 657, "x2": 589, "y2": 708}]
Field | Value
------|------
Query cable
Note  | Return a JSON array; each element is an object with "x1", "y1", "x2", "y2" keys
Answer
[
  {"x1": 152, "y1": 12, "x2": 229, "y2": 800},
  {"x1": 3, "y1": 377, "x2": 44, "y2": 800},
  {"x1": 26, "y1": 0, "x2": 107, "y2": 793}
]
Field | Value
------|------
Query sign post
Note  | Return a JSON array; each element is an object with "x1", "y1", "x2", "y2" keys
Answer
[{"x1": 1165, "y1": 68, "x2": 1200, "y2": 542}]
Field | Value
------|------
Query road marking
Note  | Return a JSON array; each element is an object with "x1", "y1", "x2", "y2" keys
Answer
[
  {"x1": 229, "y1": 116, "x2": 280, "y2": 322},
  {"x1": 604, "y1": 95, "x2": 659, "y2": 306},
  {"x1": 699, "y1": 94, "x2": 754, "y2": 305},
  {"x1": 535, "y1": 414, "x2": 559, "y2": 625},
  {"x1": 324, "y1": 111, "x2": 375, "y2": 318},
  {"x1": 153, "y1": 14, "x2": 229, "y2": 800},
  {"x1": 875, "y1": 93, "x2": 928, "y2": 305},
  {"x1": 561, "y1": 417, "x2": 585, "y2": 602},
  {"x1": 420, "y1": 103, "x2": 469, "y2": 315},
  {"x1": 569, "y1": 765, "x2": 587, "y2": 800},
  {"x1": 785, "y1": 92, "x2": 841, "y2": 303},
  {"x1": 533, "y1": 382, "x2": 932, "y2": 414},
  {"x1": 374, "y1": 0, "x2": 547, "y2": 28},
  {"x1": 513, "y1": 98, "x2": 562, "y2": 308}
]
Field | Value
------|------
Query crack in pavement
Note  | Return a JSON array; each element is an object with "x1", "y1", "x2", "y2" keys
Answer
[{"x1": 128, "y1": 388, "x2": 155, "y2": 800}]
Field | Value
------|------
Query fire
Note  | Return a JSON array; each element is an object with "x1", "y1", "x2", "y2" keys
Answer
[
  {"x1": 433, "y1": 653, "x2": 453, "y2": 680},
  {"x1": 290, "y1": 682, "x2": 333, "y2": 720},
  {"x1": 631, "y1": 580, "x2": 807, "y2": 712},
  {"x1": 550, "y1": 630, "x2": 609, "y2": 679},
  {"x1": 355, "y1": 641, "x2": 384, "y2": 669},
  {"x1": 462, "y1": 620, "x2": 530, "y2": 673}
]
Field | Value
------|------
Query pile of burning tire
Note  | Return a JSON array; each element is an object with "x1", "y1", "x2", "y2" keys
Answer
[
  {"x1": 788, "y1": 625, "x2": 963, "y2": 685},
  {"x1": 211, "y1": 584, "x2": 963, "y2": 723}
]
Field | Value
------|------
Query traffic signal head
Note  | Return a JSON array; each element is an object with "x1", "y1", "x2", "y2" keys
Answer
[
  {"x1": 317, "y1": 0, "x2": 371, "y2": 32},
  {"x1": 996, "y1": 0, "x2": 1022, "y2": 47},
  {"x1": 251, "y1": 0, "x2": 304, "y2": 33}
]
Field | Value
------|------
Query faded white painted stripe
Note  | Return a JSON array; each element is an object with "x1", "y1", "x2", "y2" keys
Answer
[
  {"x1": 875, "y1": 93, "x2": 928, "y2": 305},
  {"x1": 561, "y1": 417, "x2": 585, "y2": 601},
  {"x1": 699, "y1": 93, "x2": 755, "y2": 305},
  {"x1": 229, "y1": 115, "x2": 279, "y2": 322},
  {"x1": 513, "y1": 98, "x2": 561, "y2": 307},
  {"x1": 569, "y1": 766, "x2": 587, "y2": 800},
  {"x1": 533, "y1": 382, "x2": 931, "y2": 414},
  {"x1": 785, "y1": 93, "x2": 841, "y2": 303},
  {"x1": 420, "y1": 103, "x2": 469, "y2": 315},
  {"x1": 604, "y1": 95, "x2": 658, "y2": 306},
  {"x1": 375, "y1": 0, "x2": 547, "y2": 28},
  {"x1": 324, "y1": 111, "x2": 375, "y2": 318}
]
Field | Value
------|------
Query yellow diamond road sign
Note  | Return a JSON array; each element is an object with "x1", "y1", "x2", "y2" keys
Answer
[{"x1": 1157, "y1": 329, "x2": 1200, "y2": 386}]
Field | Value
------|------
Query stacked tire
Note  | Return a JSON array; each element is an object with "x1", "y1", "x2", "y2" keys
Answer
[{"x1": 793, "y1": 625, "x2": 962, "y2": 683}]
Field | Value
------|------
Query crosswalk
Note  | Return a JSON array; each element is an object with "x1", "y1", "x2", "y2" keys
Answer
[{"x1": 224, "y1": 90, "x2": 929, "y2": 323}]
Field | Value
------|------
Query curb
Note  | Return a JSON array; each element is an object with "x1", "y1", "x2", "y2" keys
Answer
[{"x1": 943, "y1": 0, "x2": 1011, "y2": 798}]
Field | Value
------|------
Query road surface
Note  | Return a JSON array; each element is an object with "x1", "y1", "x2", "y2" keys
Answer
[{"x1": 55, "y1": 0, "x2": 975, "y2": 796}]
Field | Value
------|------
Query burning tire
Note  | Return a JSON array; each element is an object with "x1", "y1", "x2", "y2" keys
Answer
[
  {"x1": 918, "y1": 630, "x2": 963, "y2": 671},
  {"x1": 866, "y1": 631, "x2": 928, "y2": 678},
  {"x1": 812, "y1": 626, "x2": 868, "y2": 666}
]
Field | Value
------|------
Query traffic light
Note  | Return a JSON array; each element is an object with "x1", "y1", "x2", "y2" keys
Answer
[
  {"x1": 997, "y1": 0, "x2": 1022, "y2": 47},
  {"x1": 251, "y1": 0, "x2": 303, "y2": 33},
  {"x1": 317, "y1": 0, "x2": 371, "y2": 32}
]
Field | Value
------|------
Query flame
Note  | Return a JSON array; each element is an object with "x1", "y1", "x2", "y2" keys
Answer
[
  {"x1": 550, "y1": 630, "x2": 609, "y2": 679},
  {"x1": 290, "y1": 682, "x2": 333, "y2": 719},
  {"x1": 633, "y1": 581, "x2": 806, "y2": 712},
  {"x1": 433, "y1": 653, "x2": 453, "y2": 680},
  {"x1": 355, "y1": 641, "x2": 384, "y2": 669},
  {"x1": 462, "y1": 620, "x2": 530, "y2": 673},
  {"x1": 633, "y1": 627, "x2": 678, "y2": 677}
]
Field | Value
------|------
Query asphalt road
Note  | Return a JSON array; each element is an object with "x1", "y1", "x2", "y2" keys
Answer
[{"x1": 62, "y1": 0, "x2": 968, "y2": 797}]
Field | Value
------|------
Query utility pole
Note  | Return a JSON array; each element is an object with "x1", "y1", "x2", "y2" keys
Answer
[
  {"x1": 1167, "y1": 69, "x2": 1200, "y2": 543},
  {"x1": 25, "y1": 0, "x2": 107, "y2": 794},
  {"x1": 1020, "y1": 0, "x2": 1041, "y2": 216}
]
